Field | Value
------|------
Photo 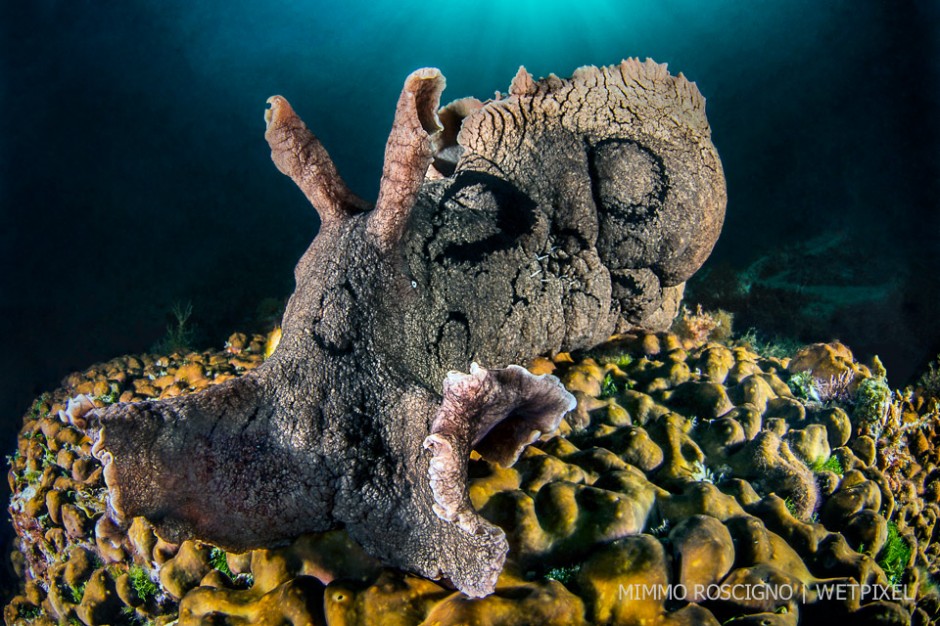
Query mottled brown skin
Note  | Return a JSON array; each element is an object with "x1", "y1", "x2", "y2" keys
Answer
[{"x1": 90, "y1": 59, "x2": 726, "y2": 597}]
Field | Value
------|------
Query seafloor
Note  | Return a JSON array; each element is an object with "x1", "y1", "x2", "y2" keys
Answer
[{"x1": 4, "y1": 310, "x2": 940, "y2": 625}]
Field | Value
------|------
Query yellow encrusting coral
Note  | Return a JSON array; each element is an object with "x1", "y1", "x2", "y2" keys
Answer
[{"x1": 5, "y1": 328, "x2": 940, "y2": 624}]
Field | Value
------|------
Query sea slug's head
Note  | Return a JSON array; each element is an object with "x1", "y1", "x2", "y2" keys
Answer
[{"x1": 445, "y1": 59, "x2": 726, "y2": 291}]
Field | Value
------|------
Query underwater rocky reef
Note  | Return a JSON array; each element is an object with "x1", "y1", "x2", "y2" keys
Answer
[{"x1": 5, "y1": 326, "x2": 940, "y2": 624}]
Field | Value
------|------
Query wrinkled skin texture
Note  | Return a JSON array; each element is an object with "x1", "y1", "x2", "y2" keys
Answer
[{"x1": 89, "y1": 60, "x2": 726, "y2": 597}]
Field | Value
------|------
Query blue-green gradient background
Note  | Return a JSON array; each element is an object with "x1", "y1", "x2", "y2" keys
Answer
[{"x1": 0, "y1": 1, "x2": 937, "y2": 557}]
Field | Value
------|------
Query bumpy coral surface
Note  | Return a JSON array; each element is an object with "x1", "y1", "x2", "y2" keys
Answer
[
  {"x1": 7, "y1": 329, "x2": 940, "y2": 625},
  {"x1": 60, "y1": 59, "x2": 727, "y2": 599}
]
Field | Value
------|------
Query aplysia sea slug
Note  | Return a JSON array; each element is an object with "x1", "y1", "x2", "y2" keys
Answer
[{"x1": 75, "y1": 59, "x2": 726, "y2": 597}]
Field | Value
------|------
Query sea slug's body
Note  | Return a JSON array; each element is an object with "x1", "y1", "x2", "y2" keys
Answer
[{"x1": 86, "y1": 60, "x2": 726, "y2": 597}]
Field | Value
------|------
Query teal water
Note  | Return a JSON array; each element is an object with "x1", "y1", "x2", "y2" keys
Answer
[{"x1": 0, "y1": 1, "x2": 937, "y2": 522}]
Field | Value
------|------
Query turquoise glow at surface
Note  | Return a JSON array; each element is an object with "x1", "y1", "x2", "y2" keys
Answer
[{"x1": 117, "y1": 0, "x2": 833, "y2": 202}]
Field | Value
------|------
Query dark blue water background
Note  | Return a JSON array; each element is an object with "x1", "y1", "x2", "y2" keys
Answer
[{"x1": 0, "y1": 0, "x2": 937, "y2": 541}]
